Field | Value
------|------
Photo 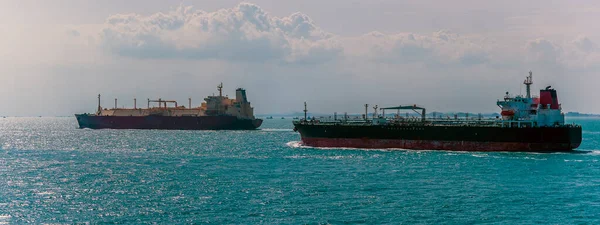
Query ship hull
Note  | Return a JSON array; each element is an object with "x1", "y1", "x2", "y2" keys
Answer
[
  {"x1": 75, "y1": 114, "x2": 262, "y2": 130},
  {"x1": 293, "y1": 123, "x2": 582, "y2": 152}
]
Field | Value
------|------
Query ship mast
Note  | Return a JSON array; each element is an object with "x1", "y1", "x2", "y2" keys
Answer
[
  {"x1": 97, "y1": 94, "x2": 102, "y2": 114},
  {"x1": 373, "y1": 105, "x2": 378, "y2": 119},
  {"x1": 524, "y1": 71, "x2": 533, "y2": 99},
  {"x1": 218, "y1": 83, "x2": 223, "y2": 97},
  {"x1": 304, "y1": 102, "x2": 308, "y2": 121}
]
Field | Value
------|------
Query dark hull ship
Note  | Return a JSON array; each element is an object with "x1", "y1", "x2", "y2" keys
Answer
[{"x1": 293, "y1": 72, "x2": 581, "y2": 152}]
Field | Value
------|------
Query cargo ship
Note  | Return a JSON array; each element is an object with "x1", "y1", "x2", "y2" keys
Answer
[
  {"x1": 293, "y1": 72, "x2": 582, "y2": 152},
  {"x1": 75, "y1": 84, "x2": 262, "y2": 130}
]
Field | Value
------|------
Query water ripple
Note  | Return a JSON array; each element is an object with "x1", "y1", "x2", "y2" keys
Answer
[{"x1": 0, "y1": 117, "x2": 599, "y2": 223}]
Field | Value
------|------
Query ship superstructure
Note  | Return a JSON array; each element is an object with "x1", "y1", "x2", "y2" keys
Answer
[
  {"x1": 497, "y1": 71, "x2": 564, "y2": 127},
  {"x1": 293, "y1": 72, "x2": 581, "y2": 152},
  {"x1": 75, "y1": 84, "x2": 262, "y2": 130}
]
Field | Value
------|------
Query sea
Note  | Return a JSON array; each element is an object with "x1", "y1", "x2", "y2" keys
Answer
[{"x1": 0, "y1": 117, "x2": 599, "y2": 224}]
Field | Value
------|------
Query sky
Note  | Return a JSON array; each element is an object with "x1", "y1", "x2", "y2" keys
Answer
[{"x1": 1, "y1": 0, "x2": 600, "y2": 116}]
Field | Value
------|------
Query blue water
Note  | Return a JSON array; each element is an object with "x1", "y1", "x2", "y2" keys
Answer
[{"x1": 1, "y1": 117, "x2": 599, "y2": 224}]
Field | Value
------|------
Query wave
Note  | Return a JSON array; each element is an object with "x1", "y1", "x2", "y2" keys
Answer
[
  {"x1": 260, "y1": 128, "x2": 294, "y2": 132},
  {"x1": 582, "y1": 131, "x2": 600, "y2": 134},
  {"x1": 285, "y1": 141, "x2": 600, "y2": 158},
  {"x1": 284, "y1": 154, "x2": 363, "y2": 160},
  {"x1": 285, "y1": 141, "x2": 409, "y2": 152},
  {"x1": 579, "y1": 150, "x2": 600, "y2": 155},
  {"x1": 286, "y1": 141, "x2": 304, "y2": 148}
]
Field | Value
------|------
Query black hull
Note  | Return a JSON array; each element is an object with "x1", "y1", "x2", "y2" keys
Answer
[
  {"x1": 293, "y1": 123, "x2": 582, "y2": 152},
  {"x1": 75, "y1": 114, "x2": 263, "y2": 130}
]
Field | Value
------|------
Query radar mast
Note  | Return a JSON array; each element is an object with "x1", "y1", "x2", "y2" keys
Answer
[{"x1": 524, "y1": 71, "x2": 533, "y2": 99}]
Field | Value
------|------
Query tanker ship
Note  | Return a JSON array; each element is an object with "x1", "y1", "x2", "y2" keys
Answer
[
  {"x1": 75, "y1": 84, "x2": 262, "y2": 130},
  {"x1": 293, "y1": 72, "x2": 582, "y2": 152}
]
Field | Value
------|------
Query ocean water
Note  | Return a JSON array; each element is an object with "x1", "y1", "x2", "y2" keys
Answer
[{"x1": 0, "y1": 117, "x2": 599, "y2": 224}]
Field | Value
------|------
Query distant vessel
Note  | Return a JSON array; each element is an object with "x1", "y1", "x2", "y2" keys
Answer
[
  {"x1": 266, "y1": 116, "x2": 273, "y2": 119},
  {"x1": 76, "y1": 83, "x2": 262, "y2": 130},
  {"x1": 281, "y1": 117, "x2": 285, "y2": 119},
  {"x1": 293, "y1": 72, "x2": 582, "y2": 152}
]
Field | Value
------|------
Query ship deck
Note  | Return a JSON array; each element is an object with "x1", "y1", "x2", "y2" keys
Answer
[{"x1": 293, "y1": 118, "x2": 580, "y2": 128}]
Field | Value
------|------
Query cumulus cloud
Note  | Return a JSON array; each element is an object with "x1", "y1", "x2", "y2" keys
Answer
[
  {"x1": 97, "y1": 2, "x2": 600, "y2": 70},
  {"x1": 526, "y1": 38, "x2": 562, "y2": 63},
  {"x1": 343, "y1": 30, "x2": 491, "y2": 67},
  {"x1": 562, "y1": 36, "x2": 600, "y2": 69},
  {"x1": 100, "y1": 3, "x2": 341, "y2": 63}
]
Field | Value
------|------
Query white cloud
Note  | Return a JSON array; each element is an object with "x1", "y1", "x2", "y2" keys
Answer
[
  {"x1": 98, "y1": 3, "x2": 600, "y2": 71},
  {"x1": 100, "y1": 3, "x2": 341, "y2": 63}
]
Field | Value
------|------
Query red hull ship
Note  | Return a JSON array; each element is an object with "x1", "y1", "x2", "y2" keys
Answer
[
  {"x1": 293, "y1": 72, "x2": 582, "y2": 152},
  {"x1": 76, "y1": 84, "x2": 262, "y2": 130}
]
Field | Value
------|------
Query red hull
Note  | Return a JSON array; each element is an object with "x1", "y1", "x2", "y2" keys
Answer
[{"x1": 301, "y1": 137, "x2": 579, "y2": 152}]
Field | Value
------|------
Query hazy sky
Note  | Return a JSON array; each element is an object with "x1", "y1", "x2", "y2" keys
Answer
[{"x1": 1, "y1": 0, "x2": 599, "y2": 116}]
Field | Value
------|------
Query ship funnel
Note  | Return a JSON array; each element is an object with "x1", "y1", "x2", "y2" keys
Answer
[
  {"x1": 540, "y1": 88, "x2": 560, "y2": 109},
  {"x1": 236, "y1": 88, "x2": 248, "y2": 103}
]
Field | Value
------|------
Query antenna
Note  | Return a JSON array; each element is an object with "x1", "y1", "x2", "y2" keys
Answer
[
  {"x1": 114, "y1": 98, "x2": 117, "y2": 109},
  {"x1": 134, "y1": 98, "x2": 137, "y2": 109},
  {"x1": 364, "y1": 104, "x2": 369, "y2": 120},
  {"x1": 189, "y1": 98, "x2": 192, "y2": 109}
]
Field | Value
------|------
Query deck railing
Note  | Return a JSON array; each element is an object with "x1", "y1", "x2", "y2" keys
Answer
[{"x1": 293, "y1": 116, "x2": 580, "y2": 128}]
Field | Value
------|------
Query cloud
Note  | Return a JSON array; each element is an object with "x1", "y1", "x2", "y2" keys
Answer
[
  {"x1": 572, "y1": 36, "x2": 597, "y2": 53},
  {"x1": 67, "y1": 29, "x2": 80, "y2": 37},
  {"x1": 562, "y1": 36, "x2": 600, "y2": 69},
  {"x1": 98, "y1": 2, "x2": 600, "y2": 71},
  {"x1": 526, "y1": 38, "x2": 562, "y2": 63},
  {"x1": 343, "y1": 30, "x2": 491, "y2": 68},
  {"x1": 100, "y1": 3, "x2": 341, "y2": 63}
]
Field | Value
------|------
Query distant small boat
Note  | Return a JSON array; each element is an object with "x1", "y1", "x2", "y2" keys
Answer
[
  {"x1": 281, "y1": 117, "x2": 285, "y2": 119},
  {"x1": 266, "y1": 116, "x2": 273, "y2": 119},
  {"x1": 293, "y1": 117, "x2": 299, "y2": 119}
]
